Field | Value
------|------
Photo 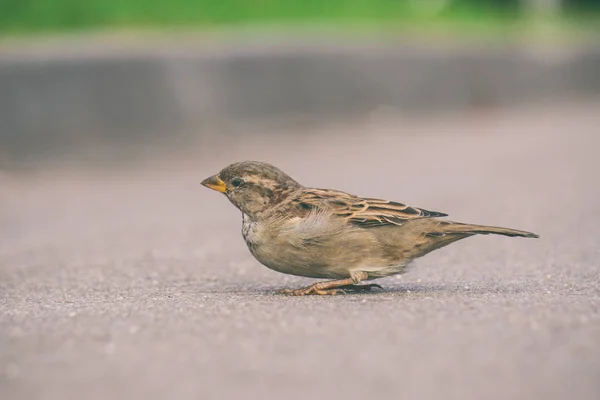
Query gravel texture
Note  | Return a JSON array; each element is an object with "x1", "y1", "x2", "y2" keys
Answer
[{"x1": 1, "y1": 101, "x2": 599, "y2": 400}]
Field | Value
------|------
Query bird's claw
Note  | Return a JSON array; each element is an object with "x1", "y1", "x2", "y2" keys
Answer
[
  {"x1": 278, "y1": 286, "x2": 346, "y2": 296},
  {"x1": 278, "y1": 283, "x2": 382, "y2": 296}
]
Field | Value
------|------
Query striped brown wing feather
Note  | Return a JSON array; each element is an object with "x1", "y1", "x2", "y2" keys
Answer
[{"x1": 295, "y1": 189, "x2": 447, "y2": 228}]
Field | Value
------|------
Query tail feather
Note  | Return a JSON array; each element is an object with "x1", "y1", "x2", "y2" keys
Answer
[{"x1": 439, "y1": 222, "x2": 539, "y2": 238}]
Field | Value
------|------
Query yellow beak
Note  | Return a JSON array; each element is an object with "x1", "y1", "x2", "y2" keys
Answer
[{"x1": 201, "y1": 175, "x2": 227, "y2": 193}]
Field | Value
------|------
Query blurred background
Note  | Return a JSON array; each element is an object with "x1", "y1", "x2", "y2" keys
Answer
[
  {"x1": 0, "y1": 0, "x2": 599, "y2": 169},
  {"x1": 1, "y1": 2, "x2": 600, "y2": 400}
]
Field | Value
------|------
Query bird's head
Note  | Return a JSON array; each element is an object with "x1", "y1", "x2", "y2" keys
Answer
[{"x1": 201, "y1": 161, "x2": 302, "y2": 218}]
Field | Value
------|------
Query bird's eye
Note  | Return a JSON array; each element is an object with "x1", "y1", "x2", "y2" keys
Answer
[{"x1": 231, "y1": 178, "x2": 244, "y2": 188}]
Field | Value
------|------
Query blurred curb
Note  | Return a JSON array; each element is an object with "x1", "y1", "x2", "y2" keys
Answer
[{"x1": 1, "y1": 39, "x2": 599, "y2": 167}]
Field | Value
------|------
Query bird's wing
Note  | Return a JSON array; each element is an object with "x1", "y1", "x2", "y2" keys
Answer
[{"x1": 292, "y1": 188, "x2": 447, "y2": 228}]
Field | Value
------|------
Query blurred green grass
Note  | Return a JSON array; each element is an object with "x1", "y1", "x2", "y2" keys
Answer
[{"x1": 0, "y1": 0, "x2": 598, "y2": 36}]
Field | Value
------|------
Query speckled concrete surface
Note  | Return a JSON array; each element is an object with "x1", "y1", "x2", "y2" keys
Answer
[{"x1": 1, "y1": 102, "x2": 599, "y2": 400}]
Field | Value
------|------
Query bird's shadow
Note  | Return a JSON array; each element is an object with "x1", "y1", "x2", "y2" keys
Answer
[
  {"x1": 256, "y1": 282, "x2": 529, "y2": 297},
  {"x1": 253, "y1": 283, "x2": 448, "y2": 297},
  {"x1": 180, "y1": 278, "x2": 530, "y2": 298}
]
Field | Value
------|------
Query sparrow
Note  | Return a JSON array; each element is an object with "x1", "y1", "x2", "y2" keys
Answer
[{"x1": 202, "y1": 161, "x2": 538, "y2": 295}]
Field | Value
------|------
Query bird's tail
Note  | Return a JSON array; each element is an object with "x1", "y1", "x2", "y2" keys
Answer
[{"x1": 438, "y1": 221, "x2": 539, "y2": 238}]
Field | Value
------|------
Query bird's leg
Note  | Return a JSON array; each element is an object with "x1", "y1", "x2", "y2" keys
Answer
[{"x1": 279, "y1": 272, "x2": 378, "y2": 296}]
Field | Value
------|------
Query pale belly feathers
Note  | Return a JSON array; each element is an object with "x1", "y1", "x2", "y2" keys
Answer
[{"x1": 240, "y1": 213, "x2": 408, "y2": 280}]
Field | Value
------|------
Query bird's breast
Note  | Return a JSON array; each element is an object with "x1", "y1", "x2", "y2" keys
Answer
[{"x1": 241, "y1": 214, "x2": 261, "y2": 246}]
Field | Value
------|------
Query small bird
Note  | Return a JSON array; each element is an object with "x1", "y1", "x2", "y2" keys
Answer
[{"x1": 202, "y1": 161, "x2": 538, "y2": 295}]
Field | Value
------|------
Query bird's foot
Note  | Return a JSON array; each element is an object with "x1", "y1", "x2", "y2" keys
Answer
[
  {"x1": 278, "y1": 285, "x2": 345, "y2": 296},
  {"x1": 278, "y1": 282, "x2": 383, "y2": 296}
]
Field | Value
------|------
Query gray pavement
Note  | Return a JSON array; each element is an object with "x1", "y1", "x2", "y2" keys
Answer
[{"x1": 1, "y1": 101, "x2": 599, "y2": 400}]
